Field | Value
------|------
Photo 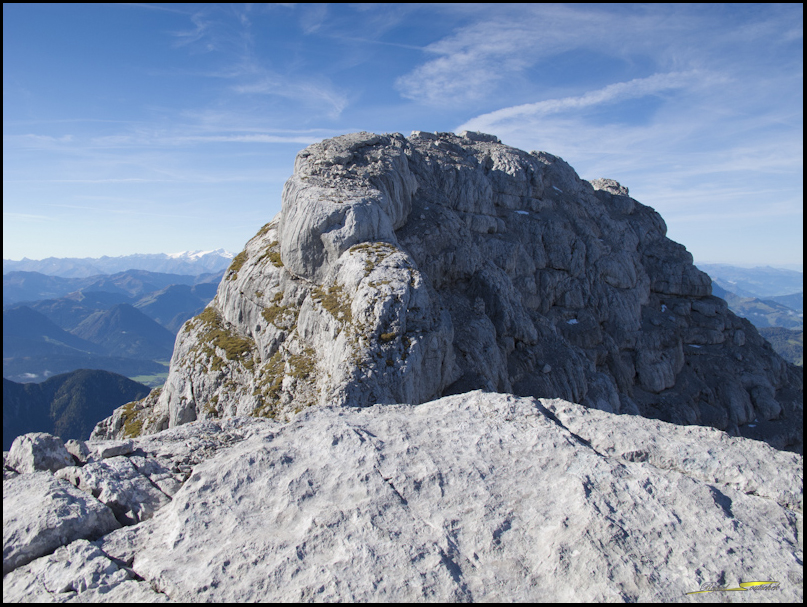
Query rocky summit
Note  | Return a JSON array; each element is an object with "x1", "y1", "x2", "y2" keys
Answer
[
  {"x1": 3, "y1": 131, "x2": 804, "y2": 602},
  {"x1": 95, "y1": 130, "x2": 801, "y2": 451}
]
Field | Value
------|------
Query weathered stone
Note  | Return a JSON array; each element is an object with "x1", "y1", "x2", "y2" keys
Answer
[
  {"x1": 84, "y1": 393, "x2": 800, "y2": 602},
  {"x1": 4, "y1": 451, "x2": 18, "y2": 480},
  {"x1": 590, "y1": 177, "x2": 629, "y2": 196},
  {"x1": 7, "y1": 433, "x2": 74, "y2": 474},
  {"x1": 2, "y1": 539, "x2": 168, "y2": 602},
  {"x1": 7, "y1": 392, "x2": 803, "y2": 601},
  {"x1": 74, "y1": 456, "x2": 171, "y2": 525},
  {"x1": 65, "y1": 439, "x2": 91, "y2": 465},
  {"x1": 542, "y1": 398, "x2": 803, "y2": 510},
  {"x1": 88, "y1": 439, "x2": 136, "y2": 460},
  {"x1": 3, "y1": 472, "x2": 120, "y2": 574},
  {"x1": 127, "y1": 455, "x2": 185, "y2": 498}
]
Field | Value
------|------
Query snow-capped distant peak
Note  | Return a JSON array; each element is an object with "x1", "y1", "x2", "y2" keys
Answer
[{"x1": 168, "y1": 249, "x2": 234, "y2": 260}]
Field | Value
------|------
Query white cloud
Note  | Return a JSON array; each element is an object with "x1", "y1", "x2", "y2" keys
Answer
[
  {"x1": 299, "y1": 4, "x2": 329, "y2": 34},
  {"x1": 121, "y1": 4, "x2": 190, "y2": 15},
  {"x1": 457, "y1": 71, "x2": 708, "y2": 133},
  {"x1": 394, "y1": 5, "x2": 676, "y2": 105},
  {"x1": 159, "y1": 6, "x2": 349, "y2": 118},
  {"x1": 233, "y1": 76, "x2": 348, "y2": 118},
  {"x1": 4, "y1": 134, "x2": 75, "y2": 148},
  {"x1": 172, "y1": 11, "x2": 211, "y2": 48}
]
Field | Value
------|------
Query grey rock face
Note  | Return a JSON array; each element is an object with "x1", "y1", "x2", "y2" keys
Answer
[
  {"x1": 93, "y1": 131, "x2": 801, "y2": 452},
  {"x1": 5, "y1": 393, "x2": 802, "y2": 601}
]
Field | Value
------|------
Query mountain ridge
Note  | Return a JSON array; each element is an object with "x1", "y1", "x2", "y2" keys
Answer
[
  {"x1": 70, "y1": 303, "x2": 176, "y2": 361},
  {"x1": 697, "y1": 263, "x2": 803, "y2": 298},
  {"x1": 3, "y1": 250, "x2": 234, "y2": 278},
  {"x1": 3, "y1": 269, "x2": 222, "y2": 307},
  {"x1": 95, "y1": 130, "x2": 802, "y2": 452},
  {"x1": 2, "y1": 306, "x2": 168, "y2": 384}
]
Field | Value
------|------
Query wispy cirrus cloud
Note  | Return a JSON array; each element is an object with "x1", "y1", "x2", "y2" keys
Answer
[
  {"x1": 170, "y1": 9, "x2": 220, "y2": 50},
  {"x1": 2, "y1": 212, "x2": 55, "y2": 222},
  {"x1": 396, "y1": 4, "x2": 802, "y2": 111},
  {"x1": 457, "y1": 71, "x2": 711, "y2": 134},
  {"x1": 4, "y1": 4, "x2": 800, "y2": 262},
  {"x1": 120, "y1": 4, "x2": 191, "y2": 15},
  {"x1": 394, "y1": 5, "x2": 674, "y2": 105},
  {"x1": 4, "y1": 134, "x2": 75, "y2": 148},
  {"x1": 4, "y1": 121, "x2": 329, "y2": 151},
  {"x1": 161, "y1": 5, "x2": 350, "y2": 118},
  {"x1": 232, "y1": 76, "x2": 349, "y2": 119}
]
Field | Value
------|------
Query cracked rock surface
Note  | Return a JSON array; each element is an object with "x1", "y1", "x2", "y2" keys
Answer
[
  {"x1": 5, "y1": 392, "x2": 802, "y2": 601},
  {"x1": 93, "y1": 130, "x2": 802, "y2": 452}
]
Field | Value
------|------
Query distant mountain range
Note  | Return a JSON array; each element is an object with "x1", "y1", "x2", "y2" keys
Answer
[
  {"x1": 701, "y1": 265, "x2": 802, "y2": 366},
  {"x1": 71, "y1": 303, "x2": 176, "y2": 361},
  {"x1": 696, "y1": 263, "x2": 802, "y2": 299},
  {"x1": 3, "y1": 249, "x2": 234, "y2": 278},
  {"x1": 1, "y1": 255, "x2": 228, "y2": 448},
  {"x1": 3, "y1": 268, "x2": 223, "y2": 385},
  {"x1": 1, "y1": 255, "x2": 232, "y2": 450},
  {"x1": 758, "y1": 327, "x2": 803, "y2": 367},
  {"x1": 3, "y1": 369, "x2": 151, "y2": 449},
  {"x1": 3, "y1": 268, "x2": 221, "y2": 307},
  {"x1": 710, "y1": 284, "x2": 803, "y2": 330},
  {"x1": 2, "y1": 305, "x2": 170, "y2": 384}
]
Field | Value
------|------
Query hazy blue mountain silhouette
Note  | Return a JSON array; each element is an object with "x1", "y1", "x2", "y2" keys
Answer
[
  {"x1": 71, "y1": 304, "x2": 176, "y2": 361},
  {"x1": 3, "y1": 369, "x2": 150, "y2": 449}
]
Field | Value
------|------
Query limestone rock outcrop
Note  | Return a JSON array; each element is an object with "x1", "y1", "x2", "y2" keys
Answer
[
  {"x1": 4, "y1": 393, "x2": 803, "y2": 601},
  {"x1": 93, "y1": 131, "x2": 801, "y2": 451}
]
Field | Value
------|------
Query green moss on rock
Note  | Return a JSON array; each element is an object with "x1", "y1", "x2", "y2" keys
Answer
[
  {"x1": 202, "y1": 395, "x2": 220, "y2": 418},
  {"x1": 349, "y1": 242, "x2": 397, "y2": 275},
  {"x1": 256, "y1": 222, "x2": 273, "y2": 238},
  {"x1": 227, "y1": 250, "x2": 248, "y2": 280},
  {"x1": 193, "y1": 306, "x2": 256, "y2": 371},
  {"x1": 120, "y1": 401, "x2": 145, "y2": 438},
  {"x1": 312, "y1": 283, "x2": 352, "y2": 324},
  {"x1": 261, "y1": 292, "x2": 298, "y2": 330},
  {"x1": 256, "y1": 241, "x2": 284, "y2": 268}
]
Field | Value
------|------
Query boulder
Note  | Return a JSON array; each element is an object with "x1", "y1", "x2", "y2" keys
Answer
[
  {"x1": 7, "y1": 433, "x2": 75, "y2": 474},
  {"x1": 68, "y1": 456, "x2": 171, "y2": 525}
]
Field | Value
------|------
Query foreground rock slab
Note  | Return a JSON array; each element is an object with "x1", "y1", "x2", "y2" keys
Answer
[
  {"x1": 3, "y1": 473, "x2": 120, "y2": 575},
  {"x1": 2, "y1": 539, "x2": 167, "y2": 602},
  {"x1": 7, "y1": 392, "x2": 799, "y2": 602}
]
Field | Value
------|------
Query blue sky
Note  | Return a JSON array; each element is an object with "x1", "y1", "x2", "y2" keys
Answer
[{"x1": 3, "y1": 3, "x2": 803, "y2": 268}]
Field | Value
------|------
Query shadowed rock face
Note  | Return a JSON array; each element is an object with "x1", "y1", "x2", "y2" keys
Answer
[{"x1": 93, "y1": 131, "x2": 802, "y2": 451}]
